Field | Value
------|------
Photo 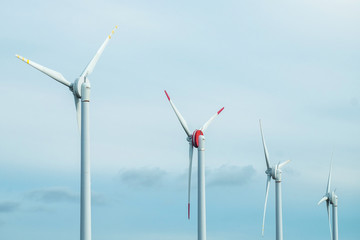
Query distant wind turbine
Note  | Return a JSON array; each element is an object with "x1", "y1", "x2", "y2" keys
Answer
[
  {"x1": 164, "y1": 90, "x2": 224, "y2": 240},
  {"x1": 318, "y1": 157, "x2": 338, "y2": 240},
  {"x1": 16, "y1": 26, "x2": 118, "y2": 240},
  {"x1": 259, "y1": 120, "x2": 290, "y2": 240}
]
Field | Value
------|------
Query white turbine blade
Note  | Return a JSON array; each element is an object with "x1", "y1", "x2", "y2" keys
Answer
[
  {"x1": 278, "y1": 160, "x2": 291, "y2": 169},
  {"x1": 74, "y1": 95, "x2": 81, "y2": 131},
  {"x1": 318, "y1": 196, "x2": 328, "y2": 205},
  {"x1": 16, "y1": 54, "x2": 71, "y2": 87},
  {"x1": 200, "y1": 107, "x2": 224, "y2": 132},
  {"x1": 262, "y1": 175, "x2": 271, "y2": 236},
  {"x1": 327, "y1": 200, "x2": 332, "y2": 240},
  {"x1": 80, "y1": 26, "x2": 118, "y2": 78},
  {"x1": 187, "y1": 143, "x2": 193, "y2": 220},
  {"x1": 164, "y1": 90, "x2": 191, "y2": 137},
  {"x1": 259, "y1": 120, "x2": 270, "y2": 170},
  {"x1": 326, "y1": 161, "x2": 332, "y2": 194}
]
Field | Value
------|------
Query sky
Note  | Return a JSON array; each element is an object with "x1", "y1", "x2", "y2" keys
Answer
[{"x1": 1, "y1": 0, "x2": 360, "y2": 239}]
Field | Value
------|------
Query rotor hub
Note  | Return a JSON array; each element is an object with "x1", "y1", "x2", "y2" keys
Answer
[
  {"x1": 329, "y1": 192, "x2": 338, "y2": 205},
  {"x1": 192, "y1": 130, "x2": 204, "y2": 148},
  {"x1": 72, "y1": 77, "x2": 85, "y2": 98},
  {"x1": 270, "y1": 167, "x2": 282, "y2": 181}
]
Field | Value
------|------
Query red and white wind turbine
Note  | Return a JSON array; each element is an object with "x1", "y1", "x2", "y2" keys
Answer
[{"x1": 164, "y1": 90, "x2": 224, "y2": 240}]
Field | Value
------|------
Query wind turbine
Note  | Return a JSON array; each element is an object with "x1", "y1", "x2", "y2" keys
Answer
[
  {"x1": 164, "y1": 90, "x2": 224, "y2": 240},
  {"x1": 16, "y1": 26, "x2": 118, "y2": 240},
  {"x1": 318, "y1": 158, "x2": 338, "y2": 240},
  {"x1": 259, "y1": 120, "x2": 290, "y2": 240}
]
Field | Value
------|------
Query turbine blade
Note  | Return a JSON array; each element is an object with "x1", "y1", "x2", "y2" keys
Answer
[
  {"x1": 200, "y1": 107, "x2": 224, "y2": 132},
  {"x1": 318, "y1": 196, "x2": 328, "y2": 205},
  {"x1": 15, "y1": 54, "x2": 71, "y2": 87},
  {"x1": 187, "y1": 143, "x2": 193, "y2": 220},
  {"x1": 74, "y1": 95, "x2": 81, "y2": 131},
  {"x1": 327, "y1": 200, "x2": 332, "y2": 240},
  {"x1": 259, "y1": 120, "x2": 270, "y2": 170},
  {"x1": 164, "y1": 90, "x2": 191, "y2": 137},
  {"x1": 80, "y1": 26, "x2": 118, "y2": 78},
  {"x1": 262, "y1": 175, "x2": 271, "y2": 236},
  {"x1": 278, "y1": 160, "x2": 291, "y2": 169}
]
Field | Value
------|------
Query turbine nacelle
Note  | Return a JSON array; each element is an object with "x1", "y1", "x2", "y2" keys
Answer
[
  {"x1": 329, "y1": 191, "x2": 338, "y2": 205},
  {"x1": 72, "y1": 77, "x2": 86, "y2": 98},
  {"x1": 192, "y1": 130, "x2": 204, "y2": 148},
  {"x1": 265, "y1": 165, "x2": 282, "y2": 181}
]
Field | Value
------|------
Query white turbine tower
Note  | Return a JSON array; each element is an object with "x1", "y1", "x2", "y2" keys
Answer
[
  {"x1": 259, "y1": 120, "x2": 290, "y2": 240},
  {"x1": 16, "y1": 26, "x2": 118, "y2": 240},
  {"x1": 318, "y1": 159, "x2": 338, "y2": 240},
  {"x1": 164, "y1": 90, "x2": 224, "y2": 240}
]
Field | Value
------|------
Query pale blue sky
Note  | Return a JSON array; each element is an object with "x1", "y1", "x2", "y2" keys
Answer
[{"x1": 1, "y1": 1, "x2": 360, "y2": 240}]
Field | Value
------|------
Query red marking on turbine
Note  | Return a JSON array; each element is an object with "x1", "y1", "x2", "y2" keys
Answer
[
  {"x1": 188, "y1": 203, "x2": 190, "y2": 219},
  {"x1": 164, "y1": 90, "x2": 170, "y2": 101},
  {"x1": 192, "y1": 130, "x2": 204, "y2": 148},
  {"x1": 217, "y1": 107, "x2": 224, "y2": 115}
]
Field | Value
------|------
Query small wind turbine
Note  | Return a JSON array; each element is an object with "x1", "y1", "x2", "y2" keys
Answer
[
  {"x1": 16, "y1": 26, "x2": 118, "y2": 240},
  {"x1": 259, "y1": 120, "x2": 290, "y2": 240},
  {"x1": 164, "y1": 90, "x2": 224, "y2": 240},
  {"x1": 318, "y1": 157, "x2": 338, "y2": 240}
]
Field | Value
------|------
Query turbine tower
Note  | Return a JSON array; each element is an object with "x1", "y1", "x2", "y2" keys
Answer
[
  {"x1": 259, "y1": 120, "x2": 290, "y2": 240},
  {"x1": 318, "y1": 159, "x2": 338, "y2": 240},
  {"x1": 164, "y1": 90, "x2": 224, "y2": 240},
  {"x1": 16, "y1": 26, "x2": 118, "y2": 240}
]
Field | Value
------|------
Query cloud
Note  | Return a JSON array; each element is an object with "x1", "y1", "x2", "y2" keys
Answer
[
  {"x1": 91, "y1": 192, "x2": 107, "y2": 206},
  {"x1": 0, "y1": 201, "x2": 20, "y2": 213},
  {"x1": 118, "y1": 167, "x2": 166, "y2": 188},
  {"x1": 26, "y1": 187, "x2": 78, "y2": 203},
  {"x1": 117, "y1": 166, "x2": 257, "y2": 189},
  {"x1": 25, "y1": 187, "x2": 107, "y2": 206},
  {"x1": 207, "y1": 165, "x2": 256, "y2": 187}
]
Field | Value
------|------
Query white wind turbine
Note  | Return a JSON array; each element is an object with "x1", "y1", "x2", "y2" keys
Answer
[
  {"x1": 164, "y1": 90, "x2": 224, "y2": 240},
  {"x1": 259, "y1": 120, "x2": 290, "y2": 240},
  {"x1": 16, "y1": 26, "x2": 118, "y2": 240},
  {"x1": 318, "y1": 158, "x2": 338, "y2": 240}
]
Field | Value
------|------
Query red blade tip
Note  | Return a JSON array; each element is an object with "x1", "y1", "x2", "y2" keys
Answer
[
  {"x1": 188, "y1": 203, "x2": 190, "y2": 219},
  {"x1": 217, "y1": 107, "x2": 224, "y2": 115},
  {"x1": 164, "y1": 90, "x2": 170, "y2": 101}
]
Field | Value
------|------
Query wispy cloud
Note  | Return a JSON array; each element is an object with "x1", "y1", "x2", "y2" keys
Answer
[
  {"x1": 0, "y1": 201, "x2": 20, "y2": 213},
  {"x1": 25, "y1": 187, "x2": 107, "y2": 206},
  {"x1": 117, "y1": 165, "x2": 256, "y2": 189},
  {"x1": 207, "y1": 165, "x2": 256, "y2": 187},
  {"x1": 25, "y1": 187, "x2": 78, "y2": 203},
  {"x1": 92, "y1": 192, "x2": 107, "y2": 206},
  {"x1": 118, "y1": 167, "x2": 166, "y2": 188}
]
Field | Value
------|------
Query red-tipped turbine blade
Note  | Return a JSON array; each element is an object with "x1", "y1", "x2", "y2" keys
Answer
[
  {"x1": 200, "y1": 107, "x2": 224, "y2": 132},
  {"x1": 164, "y1": 90, "x2": 191, "y2": 137},
  {"x1": 188, "y1": 203, "x2": 190, "y2": 220}
]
